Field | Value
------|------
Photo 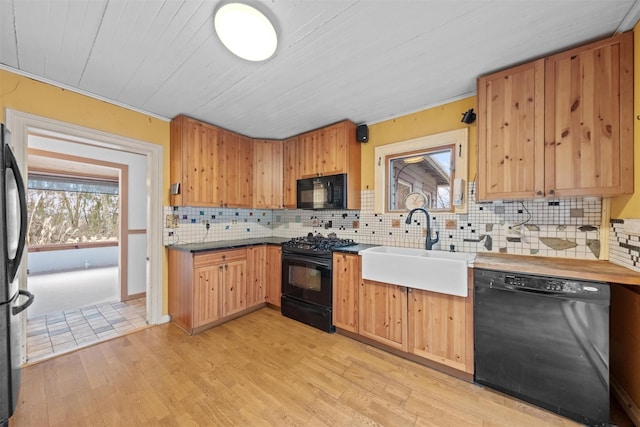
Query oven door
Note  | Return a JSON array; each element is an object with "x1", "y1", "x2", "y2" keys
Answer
[{"x1": 281, "y1": 253, "x2": 332, "y2": 308}]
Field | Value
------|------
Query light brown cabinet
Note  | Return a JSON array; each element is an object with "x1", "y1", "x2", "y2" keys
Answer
[
  {"x1": 253, "y1": 139, "x2": 283, "y2": 209},
  {"x1": 265, "y1": 245, "x2": 282, "y2": 307},
  {"x1": 332, "y1": 253, "x2": 360, "y2": 333},
  {"x1": 170, "y1": 115, "x2": 254, "y2": 208},
  {"x1": 220, "y1": 130, "x2": 253, "y2": 208},
  {"x1": 170, "y1": 115, "x2": 222, "y2": 207},
  {"x1": 295, "y1": 120, "x2": 361, "y2": 208},
  {"x1": 193, "y1": 265, "x2": 222, "y2": 327},
  {"x1": 247, "y1": 245, "x2": 267, "y2": 308},
  {"x1": 283, "y1": 136, "x2": 299, "y2": 209},
  {"x1": 169, "y1": 248, "x2": 251, "y2": 334},
  {"x1": 357, "y1": 274, "x2": 474, "y2": 374},
  {"x1": 220, "y1": 251, "x2": 248, "y2": 317},
  {"x1": 478, "y1": 32, "x2": 633, "y2": 200},
  {"x1": 359, "y1": 279, "x2": 408, "y2": 351},
  {"x1": 408, "y1": 286, "x2": 473, "y2": 373}
]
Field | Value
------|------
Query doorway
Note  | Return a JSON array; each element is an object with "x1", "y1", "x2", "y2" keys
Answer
[{"x1": 5, "y1": 109, "x2": 164, "y2": 364}]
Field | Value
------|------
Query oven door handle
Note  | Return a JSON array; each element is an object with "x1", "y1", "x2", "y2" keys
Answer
[{"x1": 283, "y1": 254, "x2": 331, "y2": 269}]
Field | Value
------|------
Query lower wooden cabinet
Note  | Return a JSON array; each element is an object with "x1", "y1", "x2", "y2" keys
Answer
[
  {"x1": 349, "y1": 269, "x2": 474, "y2": 375},
  {"x1": 265, "y1": 245, "x2": 282, "y2": 306},
  {"x1": 169, "y1": 245, "x2": 279, "y2": 334},
  {"x1": 408, "y1": 287, "x2": 473, "y2": 373},
  {"x1": 332, "y1": 253, "x2": 360, "y2": 332},
  {"x1": 359, "y1": 280, "x2": 408, "y2": 351},
  {"x1": 193, "y1": 265, "x2": 223, "y2": 328},
  {"x1": 247, "y1": 245, "x2": 267, "y2": 307}
]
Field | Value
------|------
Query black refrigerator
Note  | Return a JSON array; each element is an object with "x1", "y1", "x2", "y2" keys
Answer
[{"x1": 0, "y1": 123, "x2": 33, "y2": 427}]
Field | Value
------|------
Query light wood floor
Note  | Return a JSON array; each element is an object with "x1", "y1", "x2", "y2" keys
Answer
[{"x1": 11, "y1": 308, "x2": 583, "y2": 427}]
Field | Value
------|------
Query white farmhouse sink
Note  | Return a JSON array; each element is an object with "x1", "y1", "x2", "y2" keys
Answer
[{"x1": 359, "y1": 246, "x2": 475, "y2": 297}]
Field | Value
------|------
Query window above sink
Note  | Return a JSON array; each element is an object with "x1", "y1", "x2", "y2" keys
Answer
[{"x1": 374, "y1": 128, "x2": 468, "y2": 214}]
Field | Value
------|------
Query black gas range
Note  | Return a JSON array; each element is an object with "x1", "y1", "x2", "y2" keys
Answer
[
  {"x1": 281, "y1": 233, "x2": 357, "y2": 332},
  {"x1": 282, "y1": 233, "x2": 356, "y2": 257}
]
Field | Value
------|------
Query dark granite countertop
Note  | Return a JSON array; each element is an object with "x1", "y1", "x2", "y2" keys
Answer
[{"x1": 166, "y1": 237, "x2": 290, "y2": 253}]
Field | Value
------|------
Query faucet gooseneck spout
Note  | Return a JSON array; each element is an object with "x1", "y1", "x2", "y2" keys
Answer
[{"x1": 405, "y1": 208, "x2": 439, "y2": 250}]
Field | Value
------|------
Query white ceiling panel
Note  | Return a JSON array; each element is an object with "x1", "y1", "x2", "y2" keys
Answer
[{"x1": 1, "y1": 0, "x2": 638, "y2": 139}]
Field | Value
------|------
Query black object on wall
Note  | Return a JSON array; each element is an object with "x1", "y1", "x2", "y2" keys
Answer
[
  {"x1": 356, "y1": 124, "x2": 368, "y2": 143},
  {"x1": 461, "y1": 108, "x2": 476, "y2": 124}
]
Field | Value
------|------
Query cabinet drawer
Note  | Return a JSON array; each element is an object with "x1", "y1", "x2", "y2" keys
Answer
[{"x1": 194, "y1": 248, "x2": 247, "y2": 267}]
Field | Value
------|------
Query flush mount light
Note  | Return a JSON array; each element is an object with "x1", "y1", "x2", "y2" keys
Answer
[{"x1": 214, "y1": 3, "x2": 278, "y2": 61}]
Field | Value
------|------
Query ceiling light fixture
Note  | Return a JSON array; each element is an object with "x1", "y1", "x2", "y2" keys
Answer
[{"x1": 214, "y1": 3, "x2": 278, "y2": 62}]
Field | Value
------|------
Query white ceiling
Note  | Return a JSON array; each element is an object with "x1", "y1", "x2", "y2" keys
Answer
[{"x1": 2, "y1": 0, "x2": 639, "y2": 139}]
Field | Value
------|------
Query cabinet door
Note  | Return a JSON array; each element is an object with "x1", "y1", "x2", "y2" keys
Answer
[
  {"x1": 408, "y1": 288, "x2": 470, "y2": 372},
  {"x1": 194, "y1": 265, "x2": 222, "y2": 327},
  {"x1": 247, "y1": 245, "x2": 267, "y2": 307},
  {"x1": 222, "y1": 258, "x2": 247, "y2": 317},
  {"x1": 359, "y1": 279, "x2": 408, "y2": 351},
  {"x1": 545, "y1": 32, "x2": 633, "y2": 197},
  {"x1": 283, "y1": 137, "x2": 299, "y2": 208},
  {"x1": 265, "y1": 246, "x2": 282, "y2": 306},
  {"x1": 183, "y1": 119, "x2": 221, "y2": 206},
  {"x1": 477, "y1": 59, "x2": 545, "y2": 200},
  {"x1": 253, "y1": 140, "x2": 283, "y2": 209},
  {"x1": 319, "y1": 122, "x2": 347, "y2": 176},
  {"x1": 299, "y1": 130, "x2": 320, "y2": 177},
  {"x1": 332, "y1": 253, "x2": 360, "y2": 333},
  {"x1": 221, "y1": 131, "x2": 253, "y2": 207}
]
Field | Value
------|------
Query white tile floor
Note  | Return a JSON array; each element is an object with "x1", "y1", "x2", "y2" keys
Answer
[{"x1": 26, "y1": 297, "x2": 147, "y2": 363}]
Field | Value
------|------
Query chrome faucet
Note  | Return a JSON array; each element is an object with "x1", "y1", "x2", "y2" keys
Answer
[{"x1": 405, "y1": 208, "x2": 439, "y2": 250}]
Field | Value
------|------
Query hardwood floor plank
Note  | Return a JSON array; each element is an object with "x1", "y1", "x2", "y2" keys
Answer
[{"x1": 11, "y1": 308, "x2": 585, "y2": 427}]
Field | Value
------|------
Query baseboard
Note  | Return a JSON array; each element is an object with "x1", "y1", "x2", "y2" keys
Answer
[
  {"x1": 158, "y1": 314, "x2": 171, "y2": 324},
  {"x1": 611, "y1": 376, "x2": 640, "y2": 426}
]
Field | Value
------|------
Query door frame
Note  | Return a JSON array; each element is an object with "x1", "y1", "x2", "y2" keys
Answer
[{"x1": 5, "y1": 109, "x2": 165, "y2": 329}]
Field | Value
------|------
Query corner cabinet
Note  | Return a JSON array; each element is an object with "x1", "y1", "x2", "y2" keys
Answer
[
  {"x1": 169, "y1": 247, "x2": 270, "y2": 335},
  {"x1": 477, "y1": 32, "x2": 633, "y2": 200},
  {"x1": 253, "y1": 139, "x2": 283, "y2": 209},
  {"x1": 283, "y1": 136, "x2": 299, "y2": 209}
]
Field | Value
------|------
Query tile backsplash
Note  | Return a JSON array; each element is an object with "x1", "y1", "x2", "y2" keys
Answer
[
  {"x1": 164, "y1": 182, "x2": 605, "y2": 261},
  {"x1": 610, "y1": 220, "x2": 640, "y2": 273}
]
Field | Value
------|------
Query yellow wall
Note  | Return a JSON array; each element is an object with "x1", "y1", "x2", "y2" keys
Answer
[
  {"x1": 362, "y1": 97, "x2": 477, "y2": 190},
  {"x1": 609, "y1": 23, "x2": 640, "y2": 219},
  {"x1": 0, "y1": 69, "x2": 171, "y2": 314}
]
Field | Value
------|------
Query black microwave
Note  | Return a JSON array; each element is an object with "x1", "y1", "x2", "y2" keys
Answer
[{"x1": 296, "y1": 173, "x2": 347, "y2": 210}]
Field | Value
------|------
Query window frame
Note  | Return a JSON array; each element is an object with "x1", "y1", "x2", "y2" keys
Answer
[{"x1": 373, "y1": 128, "x2": 468, "y2": 214}]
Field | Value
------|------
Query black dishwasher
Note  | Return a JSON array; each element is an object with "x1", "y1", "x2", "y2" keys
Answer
[{"x1": 474, "y1": 269, "x2": 610, "y2": 427}]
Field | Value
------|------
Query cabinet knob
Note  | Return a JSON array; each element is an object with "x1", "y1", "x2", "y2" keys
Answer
[
  {"x1": 536, "y1": 190, "x2": 543, "y2": 196},
  {"x1": 548, "y1": 189, "x2": 555, "y2": 195}
]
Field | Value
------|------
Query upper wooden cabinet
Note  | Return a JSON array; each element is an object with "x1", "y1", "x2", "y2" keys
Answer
[
  {"x1": 477, "y1": 60, "x2": 545, "y2": 200},
  {"x1": 298, "y1": 121, "x2": 360, "y2": 178},
  {"x1": 170, "y1": 115, "x2": 222, "y2": 207},
  {"x1": 283, "y1": 137, "x2": 299, "y2": 209},
  {"x1": 253, "y1": 139, "x2": 283, "y2": 209},
  {"x1": 294, "y1": 120, "x2": 362, "y2": 209},
  {"x1": 477, "y1": 32, "x2": 633, "y2": 200},
  {"x1": 170, "y1": 115, "x2": 253, "y2": 208},
  {"x1": 220, "y1": 130, "x2": 253, "y2": 208}
]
